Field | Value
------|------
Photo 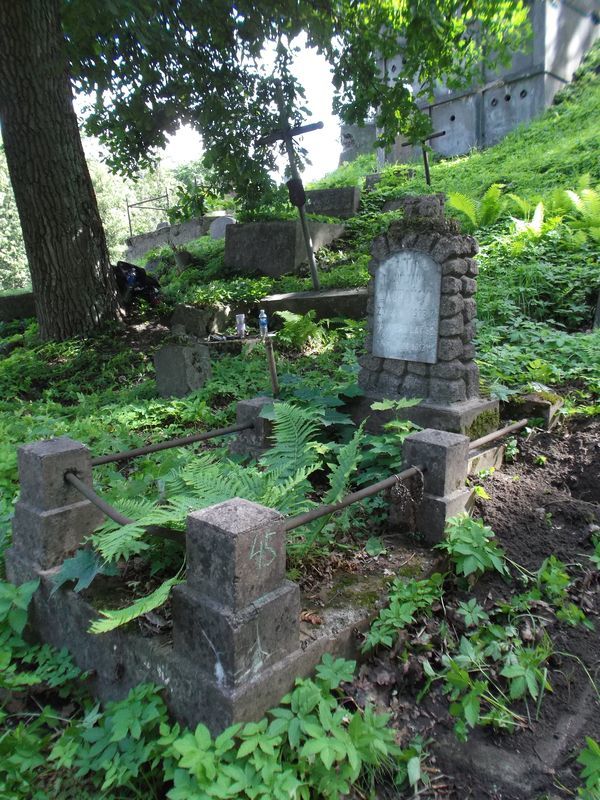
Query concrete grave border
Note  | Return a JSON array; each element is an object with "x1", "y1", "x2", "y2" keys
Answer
[{"x1": 6, "y1": 400, "x2": 481, "y2": 731}]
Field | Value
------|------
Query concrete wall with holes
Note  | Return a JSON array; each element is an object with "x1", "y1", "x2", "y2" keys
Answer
[{"x1": 376, "y1": 0, "x2": 599, "y2": 164}]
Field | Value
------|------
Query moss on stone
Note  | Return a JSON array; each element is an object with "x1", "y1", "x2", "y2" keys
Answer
[{"x1": 465, "y1": 407, "x2": 499, "y2": 440}]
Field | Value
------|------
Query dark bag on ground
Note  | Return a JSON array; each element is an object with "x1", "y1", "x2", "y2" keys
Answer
[{"x1": 113, "y1": 261, "x2": 161, "y2": 307}]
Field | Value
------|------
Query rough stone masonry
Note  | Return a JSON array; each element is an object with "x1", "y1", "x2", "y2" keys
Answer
[{"x1": 358, "y1": 194, "x2": 498, "y2": 437}]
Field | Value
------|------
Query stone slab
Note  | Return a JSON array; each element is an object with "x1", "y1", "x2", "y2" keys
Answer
[
  {"x1": 372, "y1": 250, "x2": 442, "y2": 363},
  {"x1": 305, "y1": 187, "x2": 360, "y2": 219},
  {"x1": 125, "y1": 213, "x2": 228, "y2": 261},
  {"x1": 468, "y1": 444, "x2": 505, "y2": 476},
  {"x1": 0, "y1": 291, "x2": 36, "y2": 322},
  {"x1": 154, "y1": 343, "x2": 212, "y2": 398},
  {"x1": 349, "y1": 395, "x2": 500, "y2": 438},
  {"x1": 4, "y1": 548, "x2": 374, "y2": 735},
  {"x1": 170, "y1": 303, "x2": 232, "y2": 337},
  {"x1": 260, "y1": 288, "x2": 367, "y2": 322},
  {"x1": 209, "y1": 215, "x2": 236, "y2": 240},
  {"x1": 223, "y1": 221, "x2": 345, "y2": 278},
  {"x1": 504, "y1": 391, "x2": 564, "y2": 430}
]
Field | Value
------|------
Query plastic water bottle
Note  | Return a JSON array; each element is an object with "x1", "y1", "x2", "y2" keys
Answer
[
  {"x1": 235, "y1": 313, "x2": 246, "y2": 337},
  {"x1": 258, "y1": 309, "x2": 268, "y2": 339}
]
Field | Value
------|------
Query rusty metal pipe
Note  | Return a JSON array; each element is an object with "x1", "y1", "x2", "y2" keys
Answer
[
  {"x1": 90, "y1": 422, "x2": 252, "y2": 467},
  {"x1": 469, "y1": 419, "x2": 529, "y2": 452},
  {"x1": 282, "y1": 464, "x2": 424, "y2": 532},
  {"x1": 64, "y1": 471, "x2": 182, "y2": 544}
]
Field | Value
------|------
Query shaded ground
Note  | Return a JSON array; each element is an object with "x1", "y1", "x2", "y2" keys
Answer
[{"x1": 348, "y1": 417, "x2": 600, "y2": 800}]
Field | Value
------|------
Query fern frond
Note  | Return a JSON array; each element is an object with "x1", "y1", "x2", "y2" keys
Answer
[
  {"x1": 259, "y1": 402, "x2": 322, "y2": 480},
  {"x1": 447, "y1": 192, "x2": 478, "y2": 228},
  {"x1": 507, "y1": 193, "x2": 532, "y2": 217},
  {"x1": 479, "y1": 184, "x2": 506, "y2": 226},
  {"x1": 324, "y1": 425, "x2": 365, "y2": 505},
  {"x1": 580, "y1": 188, "x2": 600, "y2": 225},
  {"x1": 259, "y1": 467, "x2": 315, "y2": 515},
  {"x1": 89, "y1": 575, "x2": 183, "y2": 634},
  {"x1": 92, "y1": 521, "x2": 152, "y2": 563}
]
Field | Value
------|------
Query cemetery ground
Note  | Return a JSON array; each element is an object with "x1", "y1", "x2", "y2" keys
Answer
[{"x1": 0, "y1": 47, "x2": 599, "y2": 800}]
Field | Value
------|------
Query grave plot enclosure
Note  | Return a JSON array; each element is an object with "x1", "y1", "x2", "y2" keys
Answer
[
  {"x1": 359, "y1": 194, "x2": 498, "y2": 436},
  {"x1": 4, "y1": 399, "x2": 524, "y2": 732}
]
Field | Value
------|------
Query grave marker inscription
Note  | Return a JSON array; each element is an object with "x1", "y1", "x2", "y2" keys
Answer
[
  {"x1": 358, "y1": 194, "x2": 499, "y2": 436},
  {"x1": 372, "y1": 250, "x2": 441, "y2": 363}
]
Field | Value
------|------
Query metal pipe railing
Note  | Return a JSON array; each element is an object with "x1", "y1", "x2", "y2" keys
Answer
[
  {"x1": 282, "y1": 464, "x2": 423, "y2": 532},
  {"x1": 91, "y1": 421, "x2": 252, "y2": 467},
  {"x1": 469, "y1": 418, "x2": 528, "y2": 452},
  {"x1": 64, "y1": 471, "x2": 182, "y2": 544}
]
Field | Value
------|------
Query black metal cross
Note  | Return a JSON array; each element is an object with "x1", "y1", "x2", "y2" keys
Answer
[
  {"x1": 257, "y1": 104, "x2": 324, "y2": 290},
  {"x1": 402, "y1": 129, "x2": 446, "y2": 186}
]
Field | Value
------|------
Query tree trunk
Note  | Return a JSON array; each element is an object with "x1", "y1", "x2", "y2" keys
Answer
[{"x1": 0, "y1": 0, "x2": 119, "y2": 340}]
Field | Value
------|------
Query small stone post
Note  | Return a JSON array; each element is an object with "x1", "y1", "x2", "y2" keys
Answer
[
  {"x1": 6, "y1": 437, "x2": 105, "y2": 581},
  {"x1": 171, "y1": 498, "x2": 300, "y2": 719},
  {"x1": 402, "y1": 429, "x2": 471, "y2": 544},
  {"x1": 230, "y1": 396, "x2": 274, "y2": 458}
]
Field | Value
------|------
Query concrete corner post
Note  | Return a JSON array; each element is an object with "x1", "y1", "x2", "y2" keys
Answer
[
  {"x1": 6, "y1": 437, "x2": 105, "y2": 579},
  {"x1": 230, "y1": 396, "x2": 274, "y2": 458},
  {"x1": 172, "y1": 498, "x2": 300, "y2": 694},
  {"x1": 403, "y1": 428, "x2": 471, "y2": 544}
]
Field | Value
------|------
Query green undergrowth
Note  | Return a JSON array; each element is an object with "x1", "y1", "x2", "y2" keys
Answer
[{"x1": 0, "y1": 581, "x2": 408, "y2": 799}]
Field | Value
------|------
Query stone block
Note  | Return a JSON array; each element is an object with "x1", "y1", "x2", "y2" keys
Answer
[
  {"x1": 154, "y1": 344, "x2": 212, "y2": 398},
  {"x1": 504, "y1": 391, "x2": 564, "y2": 430},
  {"x1": 431, "y1": 236, "x2": 473, "y2": 264},
  {"x1": 468, "y1": 444, "x2": 505, "y2": 476},
  {"x1": 442, "y1": 258, "x2": 468, "y2": 277},
  {"x1": 383, "y1": 359, "x2": 407, "y2": 377},
  {"x1": 170, "y1": 303, "x2": 231, "y2": 337},
  {"x1": 224, "y1": 221, "x2": 345, "y2": 278},
  {"x1": 461, "y1": 276, "x2": 477, "y2": 296},
  {"x1": 441, "y1": 276, "x2": 462, "y2": 294},
  {"x1": 407, "y1": 362, "x2": 429, "y2": 376},
  {"x1": 172, "y1": 581, "x2": 300, "y2": 688},
  {"x1": 463, "y1": 343, "x2": 476, "y2": 360},
  {"x1": 428, "y1": 360, "x2": 460, "y2": 381},
  {"x1": 429, "y1": 378, "x2": 467, "y2": 404},
  {"x1": 17, "y1": 437, "x2": 94, "y2": 512},
  {"x1": 377, "y1": 372, "x2": 402, "y2": 394},
  {"x1": 364, "y1": 173, "x2": 382, "y2": 191},
  {"x1": 209, "y1": 216, "x2": 236, "y2": 239},
  {"x1": 8, "y1": 437, "x2": 104, "y2": 572},
  {"x1": 440, "y1": 295, "x2": 464, "y2": 318},
  {"x1": 9, "y1": 500, "x2": 104, "y2": 570},
  {"x1": 184, "y1": 498, "x2": 285, "y2": 609},
  {"x1": 401, "y1": 374, "x2": 429, "y2": 398},
  {"x1": 465, "y1": 258, "x2": 479, "y2": 277},
  {"x1": 462, "y1": 362, "x2": 480, "y2": 399},
  {"x1": 463, "y1": 298, "x2": 477, "y2": 321},
  {"x1": 124, "y1": 215, "x2": 213, "y2": 261},
  {"x1": 438, "y1": 337, "x2": 464, "y2": 361},
  {"x1": 231, "y1": 396, "x2": 274, "y2": 457},
  {"x1": 462, "y1": 321, "x2": 476, "y2": 343},
  {"x1": 403, "y1": 428, "x2": 470, "y2": 497},
  {"x1": 415, "y1": 490, "x2": 472, "y2": 544},
  {"x1": 260, "y1": 288, "x2": 367, "y2": 323},
  {"x1": 439, "y1": 315, "x2": 464, "y2": 337},
  {"x1": 401, "y1": 194, "x2": 446, "y2": 219},
  {"x1": 305, "y1": 187, "x2": 361, "y2": 219}
]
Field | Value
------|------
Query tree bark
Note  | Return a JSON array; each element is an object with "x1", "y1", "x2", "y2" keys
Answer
[{"x1": 0, "y1": 0, "x2": 119, "y2": 340}]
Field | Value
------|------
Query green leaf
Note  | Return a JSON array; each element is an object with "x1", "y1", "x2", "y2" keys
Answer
[{"x1": 52, "y1": 549, "x2": 118, "y2": 595}]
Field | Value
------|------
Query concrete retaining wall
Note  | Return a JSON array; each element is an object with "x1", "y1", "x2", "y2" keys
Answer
[{"x1": 0, "y1": 291, "x2": 35, "y2": 322}]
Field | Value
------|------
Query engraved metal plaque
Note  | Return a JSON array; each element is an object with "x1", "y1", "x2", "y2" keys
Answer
[{"x1": 372, "y1": 250, "x2": 441, "y2": 363}]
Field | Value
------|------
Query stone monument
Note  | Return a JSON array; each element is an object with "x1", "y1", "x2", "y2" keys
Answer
[{"x1": 358, "y1": 194, "x2": 498, "y2": 437}]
